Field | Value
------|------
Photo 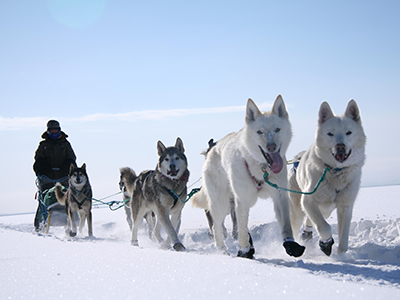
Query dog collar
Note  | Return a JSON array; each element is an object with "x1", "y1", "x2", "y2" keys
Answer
[
  {"x1": 244, "y1": 160, "x2": 264, "y2": 190},
  {"x1": 324, "y1": 164, "x2": 344, "y2": 173}
]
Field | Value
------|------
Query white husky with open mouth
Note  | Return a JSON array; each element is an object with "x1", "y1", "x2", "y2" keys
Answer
[
  {"x1": 192, "y1": 95, "x2": 305, "y2": 259},
  {"x1": 288, "y1": 100, "x2": 366, "y2": 256}
]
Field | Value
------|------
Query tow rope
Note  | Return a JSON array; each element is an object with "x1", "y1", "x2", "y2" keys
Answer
[{"x1": 263, "y1": 166, "x2": 330, "y2": 195}]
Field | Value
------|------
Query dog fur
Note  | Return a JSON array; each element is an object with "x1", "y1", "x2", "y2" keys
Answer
[
  {"x1": 121, "y1": 138, "x2": 189, "y2": 251},
  {"x1": 192, "y1": 96, "x2": 305, "y2": 258},
  {"x1": 192, "y1": 138, "x2": 238, "y2": 240},
  {"x1": 55, "y1": 163, "x2": 93, "y2": 237},
  {"x1": 119, "y1": 167, "x2": 155, "y2": 237},
  {"x1": 288, "y1": 100, "x2": 366, "y2": 256}
]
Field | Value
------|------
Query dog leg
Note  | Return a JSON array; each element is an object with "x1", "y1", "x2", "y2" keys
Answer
[
  {"x1": 156, "y1": 205, "x2": 185, "y2": 251},
  {"x1": 205, "y1": 210, "x2": 214, "y2": 239},
  {"x1": 68, "y1": 209, "x2": 77, "y2": 237},
  {"x1": 336, "y1": 198, "x2": 355, "y2": 254},
  {"x1": 302, "y1": 195, "x2": 333, "y2": 255},
  {"x1": 153, "y1": 215, "x2": 164, "y2": 244},
  {"x1": 237, "y1": 232, "x2": 255, "y2": 259},
  {"x1": 288, "y1": 191, "x2": 305, "y2": 239},
  {"x1": 300, "y1": 219, "x2": 313, "y2": 242},
  {"x1": 78, "y1": 210, "x2": 87, "y2": 235},
  {"x1": 230, "y1": 199, "x2": 238, "y2": 240},
  {"x1": 124, "y1": 206, "x2": 133, "y2": 231},
  {"x1": 144, "y1": 212, "x2": 155, "y2": 240},
  {"x1": 87, "y1": 210, "x2": 93, "y2": 237},
  {"x1": 274, "y1": 191, "x2": 305, "y2": 257},
  {"x1": 131, "y1": 203, "x2": 147, "y2": 246},
  {"x1": 208, "y1": 200, "x2": 229, "y2": 254},
  {"x1": 235, "y1": 200, "x2": 254, "y2": 259}
]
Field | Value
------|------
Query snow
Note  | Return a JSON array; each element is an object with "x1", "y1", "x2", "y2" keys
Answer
[{"x1": 1, "y1": 185, "x2": 399, "y2": 300}]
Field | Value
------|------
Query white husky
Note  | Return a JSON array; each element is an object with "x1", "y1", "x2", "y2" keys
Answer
[
  {"x1": 192, "y1": 95, "x2": 305, "y2": 259},
  {"x1": 288, "y1": 100, "x2": 366, "y2": 256}
]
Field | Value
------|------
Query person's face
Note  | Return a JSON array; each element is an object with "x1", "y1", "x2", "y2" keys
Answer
[{"x1": 49, "y1": 128, "x2": 59, "y2": 134}]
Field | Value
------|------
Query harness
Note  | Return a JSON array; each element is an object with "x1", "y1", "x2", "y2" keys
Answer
[
  {"x1": 70, "y1": 185, "x2": 91, "y2": 209},
  {"x1": 163, "y1": 187, "x2": 186, "y2": 208},
  {"x1": 244, "y1": 160, "x2": 265, "y2": 190},
  {"x1": 292, "y1": 161, "x2": 344, "y2": 175},
  {"x1": 160, "y1": 169, "x2": 189, "y2": 208}
]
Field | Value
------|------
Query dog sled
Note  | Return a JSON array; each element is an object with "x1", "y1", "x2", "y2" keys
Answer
[{"x1": 34, "y1": 175, "x2": 70, "y2": 233}]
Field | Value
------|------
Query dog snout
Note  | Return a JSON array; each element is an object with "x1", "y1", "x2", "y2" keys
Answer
[
  {"x1": 267, "y1": 143, "x2": 277, "y2": 153},
  {"x1": 336, "y1": 143, "x2": 346, "y2": 154},
  {"x1": 170, "y1": 164, "x2": 176, "y2": 171}
]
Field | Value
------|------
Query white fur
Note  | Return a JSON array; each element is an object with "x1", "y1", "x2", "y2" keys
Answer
[
  {"x1": 197, "y1": 95, "x2": 295, "y2": 254},
  {"x1": 288, "y1": 100, "x2": 366, "y2": 254}
]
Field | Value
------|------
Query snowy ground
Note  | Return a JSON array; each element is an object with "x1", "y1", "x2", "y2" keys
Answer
[{"x1": 1, "y1": 185, "x2": 399, "y2": 300}]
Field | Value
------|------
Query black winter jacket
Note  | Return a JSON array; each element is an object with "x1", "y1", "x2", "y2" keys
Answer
[{"x1": 33, "y1": 131, "x2": 77, "y2": 180}]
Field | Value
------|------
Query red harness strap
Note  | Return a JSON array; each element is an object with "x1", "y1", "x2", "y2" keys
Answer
[{"x1": 244, "y1": 160, "x2": 263, "y2": 190}]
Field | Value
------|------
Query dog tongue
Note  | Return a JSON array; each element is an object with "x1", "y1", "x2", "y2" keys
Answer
[
  {"x1": 269, "y1": 152, "x2": 284, "y2": 174},
  {"x1": 335, "y1": 153, "x2": 346, "y2": 162}
]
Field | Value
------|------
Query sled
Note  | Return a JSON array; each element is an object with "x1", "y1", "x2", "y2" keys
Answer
[{"x1": 34, "y1": 175, "x2": 69, "y2": 233}]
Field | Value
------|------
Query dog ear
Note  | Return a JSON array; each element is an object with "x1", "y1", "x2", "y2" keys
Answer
[
  {"x1": 345, "y1": 99, "x2": 362, "y2": 125},
  {"x1": 69, "y1": 163, "x2": 75, "y2": 172},
  {"x1": 175, "y1": 137, "x2": 185, "y2": 153},
  {"x1": 157, "y1": 141, "x2": 167, "y2": 156},
  {"x1": 81, "y1": 163, "x2": 86, "y2": 171},
  {"x1": 245, "y1": 98, "x2": 261, "y2": 124},
  {"x1": 271, "y1": 95, "x2": 289, "y2": 119},
  {"x1": 318, "y1": 102, "x2": 334, "y2": 124}
]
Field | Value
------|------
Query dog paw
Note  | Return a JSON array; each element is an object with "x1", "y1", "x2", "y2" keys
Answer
[
  {"x1": 319, "y1": 237, "x2": 334, "y2": 256},
  {"x1": 131, "y1": 240, "x2": 139, "y2": 247},
  {"x1": 173, "y1": 242, "x2": 186, "y2": 252},
  {"x1": 301, "y1": 230, "x2": 313, "y2": 242},
  {"x1": 237, "y1": 247, "x2": 255, "y2": 259},
  {"x1": 69, "y1": 231, "x2": 77, "y2": 237},
  {"x1": 283, "y1": 240, "x2": 305, "y2": 257}
]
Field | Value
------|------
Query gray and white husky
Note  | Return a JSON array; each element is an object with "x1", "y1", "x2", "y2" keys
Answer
[
  {"x1": 119, "y1": 167, "x2": 155, "y2": 237},
  {"x1": 192, "y1": 96, "x2": 305, "y2": 259},
  {"x1": 55, "y1": 163, "x2": 93, "y2": 237},
  {"x1": 121, "y1": 138, "x2": 189, "y2": 251},
  {"x1": 288, "y1": 100, "x2": 366, "y2": 256}
]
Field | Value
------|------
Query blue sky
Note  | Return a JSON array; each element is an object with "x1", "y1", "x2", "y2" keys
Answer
[{"x1": 1, "y1": 0, "x2": 399, "y2": 214}]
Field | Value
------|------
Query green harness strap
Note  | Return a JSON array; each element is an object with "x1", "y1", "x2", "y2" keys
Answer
[{"x1": 263, "y1": 166, "x2": 331, "y2": 195}]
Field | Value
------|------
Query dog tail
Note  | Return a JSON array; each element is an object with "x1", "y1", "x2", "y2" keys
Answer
[
  {"x1": 119, "y1": 167, "x2": 137, "y2": 195},
  {"x1": 55, "y1": 182, "x2": 68, "y2": 206},
  {"x1": 191, "y1": 188, "x2": 209, "y2": 210}
]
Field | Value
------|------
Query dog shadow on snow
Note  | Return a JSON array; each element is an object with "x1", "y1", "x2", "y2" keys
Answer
[{"x1": 249, "y1": 222, "x2": 400, "y2": 287}]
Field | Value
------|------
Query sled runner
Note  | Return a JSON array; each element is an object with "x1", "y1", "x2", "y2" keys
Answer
[{"x1": 34, "y1": 175, "x2": 70, "y2": 233}]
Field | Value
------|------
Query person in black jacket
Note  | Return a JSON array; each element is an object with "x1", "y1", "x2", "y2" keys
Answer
[
  {"x1": 33, "y1": 120, "x2": 77, "y2": 231},
  {"x1": 33, "y1": 120, "x2": 77, "y2": 189}
]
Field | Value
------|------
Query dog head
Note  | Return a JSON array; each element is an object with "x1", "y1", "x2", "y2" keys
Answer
[
  {"x1": 119, "y1": 175, "x2": 130, "y2": 198},
  {"x1": 315, "y1": 100, "x2": 366, "y2": 168},
  {"x1": 119, "y1": 167, "x2": 136, "y2": 197},
  {"x1": 157, "y1": 137, "x2": 188, "y2": 180},
  {"x1": 244, "y1": 95, "x2": 292, "y2": 174},
  {"x1": 69, "y1": 163, "x2": 89, "y2": 189}
]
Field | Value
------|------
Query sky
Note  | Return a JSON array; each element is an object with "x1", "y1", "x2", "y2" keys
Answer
[{"x1": 1, "y1": 0, "x2": 400, "y2": 215}]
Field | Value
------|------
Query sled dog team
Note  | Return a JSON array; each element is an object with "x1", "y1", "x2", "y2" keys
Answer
[{"x1": 56, "y1": 95, "x2": 366, "y2": 259}]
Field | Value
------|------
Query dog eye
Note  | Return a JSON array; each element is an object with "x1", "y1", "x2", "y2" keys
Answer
[
  {"x1": 175, "y1": 157, "x2": 180, "y2": 161},
  {"x1": 275, "y1": 128, "x2": 281, "y2": 133},
  {"x1": 327, "y1": 132, "x2": 334, "y2": 136},
  {"x1": 346, "y1": 131, "x2": 352, "y2": 135},
  {"x1": 165, "y1": 158, "x2": 169, "y2": 162},
  {"x1": 257, "y1": 130, "x2": 263, "y2": 135}
]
